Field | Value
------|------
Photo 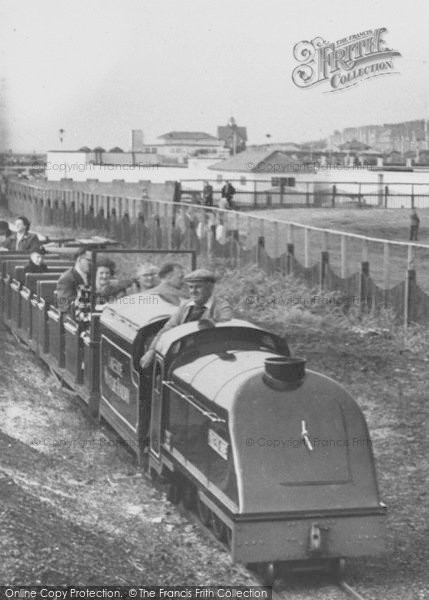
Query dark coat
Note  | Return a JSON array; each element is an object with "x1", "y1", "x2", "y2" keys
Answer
[
  {"x1": 56, "y1": 267, "x2": 86, "y2": 313},
  {"x1": 95, "y1": 278, "x2": 133, "y2": 305},
  {"x1": 149, "y1": 296, "x2": 232, "y2": 351},
  {"x1": 2, "y1": 232, "x2": 41, "y2": 252},
  {"x1": 221, "y1": 183, "x2": 236, "y2": 200},
  {"x1": 24, "y1": 261, "x2": 49, "y2": 274}
]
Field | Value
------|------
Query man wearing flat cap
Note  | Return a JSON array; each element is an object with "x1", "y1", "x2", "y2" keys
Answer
[{"x1": 139, "y1": 268, "x2": 232, "y2": 369}]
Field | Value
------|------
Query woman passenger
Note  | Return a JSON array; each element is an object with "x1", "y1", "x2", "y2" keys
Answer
[{"x1": 2, "y1": 216, "x2": 40, "y2": 252}]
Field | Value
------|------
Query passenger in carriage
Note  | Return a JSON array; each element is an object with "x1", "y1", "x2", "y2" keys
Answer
[
  {"x1": 1, "y1": 216, "x2": 41, "y2": 252},
  {"x1": 139, "y1": 268, "x2": 232, "y2": 368},
  {"x1": 94, "y1": 258, "x2": 134, "y2": 305},
  {"x1": 24, "y1": 248, "x2": 49, "y2": 274},
  {"x1": 56, "y1": 246, "x2": 92, "y2": 313},
  {"x1": 149, "y1": 262, "x2": 188, "y2": 306},
  {"x1": 0, "y1": 221, "x2": 13, "y2": 250},
  {"x1": 136, "y1": 263, "x2": 159, "y2": 291},
  {"x1": 73, "y1": 258, "x2": 135, "y2": 325}
]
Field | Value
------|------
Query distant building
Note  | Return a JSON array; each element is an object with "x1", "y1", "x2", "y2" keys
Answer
[
  {"x1": 217, "y1": 118, "x2": 247, "y2": 154},
  {"x1": 209, "y1": 147, "x2": 315, "y2": 176},
  {"x1": 156, "y1": 131, "x2": 226, "y2": 161}
]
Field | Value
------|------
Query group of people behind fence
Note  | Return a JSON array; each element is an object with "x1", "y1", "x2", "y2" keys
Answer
[{"x1": 202, "y1": 181, "x2": 236, "y2": 209}]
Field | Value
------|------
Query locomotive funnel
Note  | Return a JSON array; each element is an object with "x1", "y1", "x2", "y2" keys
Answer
[{"x1": 264, "y1": 356, "x2": 306, "y2": 386}]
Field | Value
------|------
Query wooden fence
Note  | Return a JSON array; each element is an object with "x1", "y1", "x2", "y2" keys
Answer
[{"x1": 7, "y1": 179, "x2": 429, "y2": 326}]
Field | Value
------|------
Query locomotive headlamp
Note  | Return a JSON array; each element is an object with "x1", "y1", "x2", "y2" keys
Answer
[{"x1": 263, "y1": 356, "x2": 306, "y2": 390}]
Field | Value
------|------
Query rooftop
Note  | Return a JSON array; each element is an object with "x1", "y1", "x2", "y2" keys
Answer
[
  {"x1": 158, "y1": 131, "x2": 218, "y2": 141},
  {"x1": 209, "y1": 148, "x2": 314, "y2": 173}
]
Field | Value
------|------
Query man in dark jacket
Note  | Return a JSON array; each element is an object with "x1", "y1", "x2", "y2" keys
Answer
[
  {"x1": 221, "y1": 180, "x2": 236, "y2": 209},
  {"x1": 56, "y1": 246, "x2": 92, "y2": 313},
  {"x1": 2, "y1": 216, "x2": 40, "y2": 251},
  {"x1": 139, "y1": 268, "x2": 232, "y2": 368}
]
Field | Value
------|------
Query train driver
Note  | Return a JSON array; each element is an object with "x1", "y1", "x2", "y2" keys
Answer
[{"x1": 139, "y1": 268, "x2": 232, "y2": 369}]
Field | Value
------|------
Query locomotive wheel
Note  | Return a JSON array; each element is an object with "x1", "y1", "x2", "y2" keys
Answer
[
  {"x1": 211, "y1": 513, "x2": 226, "y2": 542},
  {"x1": 181, "y1": 484, "x2": 196, "y2": 510},
  {"x1": 257, "y1": 562, "x2": 279, "y2": 586},
  {"x1": 196, "y1": 495, "x2": 211, "y2": 526},
  {"x1": 166, "y1": 479, "x2": 181, "y2": 505}
]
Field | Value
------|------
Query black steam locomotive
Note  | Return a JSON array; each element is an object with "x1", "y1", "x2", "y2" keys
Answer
[{"x1": 0, "y1": 248, "x2": 387, "y2": 584}]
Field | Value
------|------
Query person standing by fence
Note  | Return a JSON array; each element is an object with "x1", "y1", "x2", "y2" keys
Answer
[
  {"x1": 203, "y1": 181, "x2": 214, "y2": 207},
  {"x1": 221, "y1": 180, "x2": 236, "y2": 209},
  {"x1": 410, "y1": 208, "x2": 420, "y2": 241}
]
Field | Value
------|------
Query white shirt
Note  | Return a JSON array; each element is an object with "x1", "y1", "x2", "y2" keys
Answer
[
  {"x1": 16, "y1": 232, "x2": 25, "y2": 249},
  {"x1": 75, "y1": 264, "x2": 88, "y2": 285},
  {"x1": 187, "y1": 295, "x2": 214, "y2": 311}
]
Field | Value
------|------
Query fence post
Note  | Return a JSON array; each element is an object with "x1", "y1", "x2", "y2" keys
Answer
[
  {"x1": 384, "y1": 185, "x2": 389, "y2": 208},
  {"x1": 411, "y1": 184, "x2": 415, "y2": 209},
  {"x1": 331, "y1": 184, "x2": 336, "y2": 208},
  {"x1": 383, "y1": 242, "x2": 390, "y2": 309},
  {"x1": 286, "y1": 224, "x2": 294, "y2": 275},
  {"x1": 257, "y1": 236, "x2": 265, "y2": 268},
  {"x1": 306, "y1": 182, "x2": 310, "y2": 206},
  {"x1": 256, "y1": 218, "x2": 265, "y2": 267},
  {"x1": 321, "y1": 231, "x2": 329, "y2": 289},
  {"x1": 274, "y1": 220, "x2": 279, "y2": 266},
  {"x1": 233, "y1": 211, "x2": 240, "y2": 267},
  {"x1": 340, "y1": 235, "x2": 347, "y2": 278},
  {"x1": 304, "y1": 228, "x2": 310, "y2": 268},
  {"x1": 404, "y1": 245, "x2": 416, "y2": 327},
  {"x1": 360, "y1": 239, "x2": 370, "y2": 311}
]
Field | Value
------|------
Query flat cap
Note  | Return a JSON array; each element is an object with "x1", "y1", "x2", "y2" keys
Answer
[{"x1": 185, "y1": 268, "x2": 217, "y2": 283}]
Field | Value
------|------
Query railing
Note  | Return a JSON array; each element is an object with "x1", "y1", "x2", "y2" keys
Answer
[
  {"x1": 6, "y1": 179, "x2": 429, "y2": 326},
  {"x1": 180, "y1": 178, "x2": 429, "y2": 210}
]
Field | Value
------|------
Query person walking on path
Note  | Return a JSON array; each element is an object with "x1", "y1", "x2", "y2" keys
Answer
[{"x1": 410, "y1": 208, "x2": 420, "y2": 241}]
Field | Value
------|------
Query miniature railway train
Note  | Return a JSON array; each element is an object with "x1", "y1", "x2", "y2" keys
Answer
[{"x1": 0, "y1": 248, "x2": 387, "y2": 584}]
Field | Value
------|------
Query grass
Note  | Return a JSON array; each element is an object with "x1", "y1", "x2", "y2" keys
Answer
[{"x1": 247, "y1": 207, "x2": 429, "y2": 291}]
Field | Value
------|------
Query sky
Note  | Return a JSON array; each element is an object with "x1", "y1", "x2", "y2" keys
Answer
[{"x1": 1, "y1": 0, "x2": 429, "y2": 152}]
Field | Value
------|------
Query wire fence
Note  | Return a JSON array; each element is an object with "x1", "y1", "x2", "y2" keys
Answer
[{"x1": 6, "y1": 179, "x2": 429, "y2": 326}]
